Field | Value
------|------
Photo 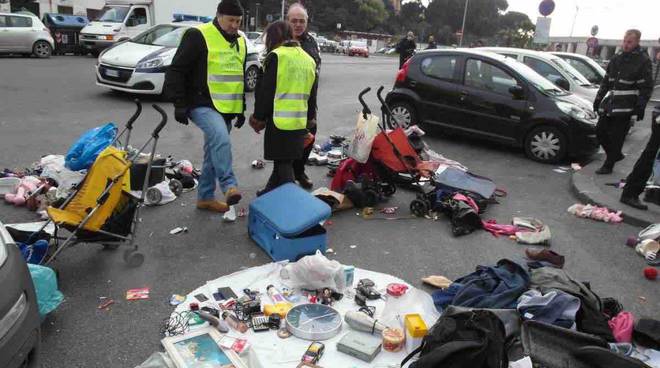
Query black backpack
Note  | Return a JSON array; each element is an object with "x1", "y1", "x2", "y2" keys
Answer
[{"x1": 402, "y1": 310, "x2": 508, "y2": 368}]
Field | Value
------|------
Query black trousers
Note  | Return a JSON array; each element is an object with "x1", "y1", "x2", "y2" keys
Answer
[
  {"x1": 293, "y1": 124, "x2": 316, "y2": 179},
  {"x1": 622, "y1": 118, "x2": 660, "y2": 197},
  {"x1": 264, "y1": 160, "x2": 294, "y2": 193},
  {"x1": 596, "y1": 115, "x2": 632, "y2": 167}
]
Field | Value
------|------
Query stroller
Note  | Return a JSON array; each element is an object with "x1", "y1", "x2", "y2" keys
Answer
[{"x1": 31, "y1": 101, "x2": 168, "y2": 267}]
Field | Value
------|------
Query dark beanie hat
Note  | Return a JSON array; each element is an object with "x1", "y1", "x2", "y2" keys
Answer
[{"x1": 217, "y1": 0, "x2": 244, "y2": 16}]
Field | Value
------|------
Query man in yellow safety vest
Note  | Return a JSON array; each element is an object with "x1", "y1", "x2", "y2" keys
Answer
[{"x1": 165, "y1": 0, "x2": 246, "y2": 213}]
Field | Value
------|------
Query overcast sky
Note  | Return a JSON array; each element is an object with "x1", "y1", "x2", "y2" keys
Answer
[
  {"x1": 416, "y1": 0, "x2": 659, "y2": 40},
  {"x1": 505, "y1": 0, "x2": 659, "y2": 40}
]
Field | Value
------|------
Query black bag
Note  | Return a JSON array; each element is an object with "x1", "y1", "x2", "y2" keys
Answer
[{"x1": 402, "y1": 310, "x2": 508, "y2": 368}]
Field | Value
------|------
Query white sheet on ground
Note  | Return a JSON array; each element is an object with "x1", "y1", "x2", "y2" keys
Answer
[{"x1": 172, "y1": 262, "x2": 440, "y2": 368}]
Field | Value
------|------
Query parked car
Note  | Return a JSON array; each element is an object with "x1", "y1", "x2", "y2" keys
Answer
[
  {"x1": 96, "y1": 24, "x2": 262, "y2": 95},
  {"x1": 386, "y1": 49, "x2": 599, "y2": 163},
  {"x1": 337, "y1": 40, "x2": 351, "y2": 54},
  {"x1": 552, "y1": 52, "x2": 606, "y2": 85},
  {"x1": 245, "y1": 31, "x2": 262, "y2": 41},
  {"x1": 0, "y1": 12, "x2": 54, "y2": 58},
  {"x1": 320, "y1": 40, "x2": 337, "y2": 53},
  {"x1": 479, "y1": 47, "x2": 599, "y2": 103},
  {"x1": 0, "y1": 221, "x2": 41, "y2": 368},
  {"x1": 348, "y1": 41, "x2": 369, "y2": 58}
]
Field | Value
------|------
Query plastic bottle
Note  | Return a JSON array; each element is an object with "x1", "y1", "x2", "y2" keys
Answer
[
  {"x1": 222, "y1": 311, "x2": 249, "y2": 333},
  {"x1": 266, "y1": 285, "x2": 286, "y2": 303}
]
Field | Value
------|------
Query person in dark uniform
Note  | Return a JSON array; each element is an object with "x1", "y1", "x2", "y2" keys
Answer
[
  {"x1": 249, "y1": 21, "x2": 318, "y2": 195},
  {"x1": 593, "y1": 29, "x2": 654, "y2": 175},
  {"x1": 396, "y1": 31, "x2": 416, "y2": 69},
  {"x1": 164, "y1": 0, "x2": 247, "y2": 213},
  {"x1": 620, "y1": 110, "x2": 660, "y2": 210},
  {"x1": 288, "y1": 2, "x2": 320, "y2": 189}
]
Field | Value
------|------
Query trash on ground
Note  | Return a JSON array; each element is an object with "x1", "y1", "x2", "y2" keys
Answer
[
  {"x1": 223, "y1": 206, "x2": 237, "y2": 222},
  {"x1": 421, "y1": 275, "x2": 453, "y2": 289},
  {"x1": 126, "y1": 288, "x2": 150, "y2": 301},
  {"x1": 98, "y1": 299, "x2": 115, "y2": 310},
  {"x1": 169, "y1": 294, "x2": 185, "y2": 306},
  {"x1": 571, "y1": 163, "x2": 582, "y2": 171},
  {"x1": 567, "y1": 203, "x2": 623, "y2": 223},
  {"x1": 169, "y1": 227, "x2": 188, "y2": 235},
  {"x1": 251, "y1": 159, "x2": 265, "y2": 169},
  {"x1": 380, "y1": 206, "x2": 398, "y2": 215}
]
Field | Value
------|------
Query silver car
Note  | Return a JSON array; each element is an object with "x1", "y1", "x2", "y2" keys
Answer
[{"x1": 0, "y1": 12, "x2": 54, "y2": 58}]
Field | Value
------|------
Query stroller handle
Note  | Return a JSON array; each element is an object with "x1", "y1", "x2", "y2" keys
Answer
[
  {"x1": 358, "y1": 87, "x2": 371, "y2": 119},
  {"x1": 152, "y1": 104, "x2": 168, "y2": 138},
  {"x1": 376, "y1": 86, "x2": 386, "y2": 104},
  {"x1": 126, "y1": 99, "x2": 142, "y2": 130}
]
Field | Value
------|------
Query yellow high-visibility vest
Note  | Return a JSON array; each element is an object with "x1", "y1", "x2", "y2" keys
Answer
[
  {"x1": 271, "y1": 46, "x2": 316, "y2": 130},
  {"x1": 198, "y1": 23, "x2": 246, "y2": 114}
]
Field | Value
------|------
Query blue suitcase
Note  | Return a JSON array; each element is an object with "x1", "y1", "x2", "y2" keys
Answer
[{"x1": 248, "y1": 183, "x2": 331, "y2": 261}]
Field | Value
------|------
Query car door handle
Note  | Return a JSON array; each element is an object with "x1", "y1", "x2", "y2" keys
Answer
[{"x1": 459, "y1": 91, "x2": 468, "y2": 101}]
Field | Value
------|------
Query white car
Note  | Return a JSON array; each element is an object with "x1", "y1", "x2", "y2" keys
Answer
[
  {"x1": 479, "y1": 47, "x2": 599, "y2": 103},
  {"x1": 96, "y1": 23, "x2": 262, "y2": 95},
  {"x1": 0, "y1": 12, "x2": 55, "y2": 58},
  {"x1": 551, "y1": 52, "x2": 606, "y2": 86}
]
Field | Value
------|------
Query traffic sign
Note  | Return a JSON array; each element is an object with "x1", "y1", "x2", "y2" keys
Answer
[{"x1": 539, "y1": 0, "x2": 555, "y2": 16}]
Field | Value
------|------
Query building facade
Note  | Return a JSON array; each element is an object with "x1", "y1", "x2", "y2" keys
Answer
[
  {"x1": 551, "y1": 35, "x2": 660, "y2": 62},
  {"x1": 9, "y1": 0, "x2": 104, "y2": 18}
]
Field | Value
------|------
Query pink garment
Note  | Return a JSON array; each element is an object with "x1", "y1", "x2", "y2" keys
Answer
[
  {"x1": 453, "y1": 193, "x2": 479, "y2": 212},
  {"x1": 482, "y1": 219, "x2": 523, "y2": 237},
  {"x1": 608, "y1": 311, "x2": 634, "y2": 343},
  {"x1": 567, "y1": 204, "x2": 623, "y2": 223}
]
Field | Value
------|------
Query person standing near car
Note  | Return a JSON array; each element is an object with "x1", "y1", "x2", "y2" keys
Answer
[
  {"x1": 164, "y1": 0, "x2": 246, "y2": 212},
  {"x1": 396, "y1": 31, "x2": 416, "y2": 69},
  {"x1": 287, "y1": 2, "x2": 320, "y2": 189},
  {"x1": 426, "y1": 35, "x2": 437, "y2": 50},
  {"x1": 593, "y1": 29, "x2": 653, "y2": 175},
  {"x1": 620, "y1": 111, "x2": 660, "y2": 210},
  {"x1": 249, "y1": 21, "x2": 317, "y2": 195}
]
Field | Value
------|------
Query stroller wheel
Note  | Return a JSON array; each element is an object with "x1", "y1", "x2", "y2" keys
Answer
[
  {"x1": 123, "y1": 249, "x2": 145, "y2": 267},
  {"x1": 364, "y1": 189, "x2": 379, "y2": 207},
  {"x1": 146, "y1": 187, "x2": 163, "y2": 205},
  {"x1": 169, "y1": 179, "x2": 184, "y2": 197},
  {"x1": 410, "y1": 199, "x2": 429, "y2": 217},
  {"x1": 382, "y1": 182, "x2": 397, "y2": 197},
  {"x1": 103, "y1": 243, "x2": 121, "y2": 250}
]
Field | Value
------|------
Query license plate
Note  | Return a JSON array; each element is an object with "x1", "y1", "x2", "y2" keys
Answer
[{"x1": 105, "y1": 69, "x2": 119, "y2": 77}]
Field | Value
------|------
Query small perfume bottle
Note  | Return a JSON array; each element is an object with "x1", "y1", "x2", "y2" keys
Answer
[{"x1": 222, "y1": 311, "x2": 248, "y2": 333}]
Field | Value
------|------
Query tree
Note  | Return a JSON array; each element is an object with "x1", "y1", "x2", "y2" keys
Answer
[
  {"x1": 496, "y1": 11, "x2": 535, "y2": 47},
  {"x1": 355, "y1": 0, "x2": 389, "y2": 31},
  {"x1": 424, "y1": 0, "x2": 507, "y2": 41}
]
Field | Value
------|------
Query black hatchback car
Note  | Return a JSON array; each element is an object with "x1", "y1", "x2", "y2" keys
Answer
[{"x1": 386, "y1": 49, "x2": 599, "y2": 163}]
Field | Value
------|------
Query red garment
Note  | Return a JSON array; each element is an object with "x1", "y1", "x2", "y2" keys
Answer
[
  {"x1": 370, "y1": 128, "x2": 419, "y2": 173},
  {"x1": 330, "y1": 158, "x2": 378, "y2": 192},
  {"x1": 482, "y1": 219, "x2": 522, "y2": 237},
  {"x1": 608, "y1": 311, "x2": 634, "y2": 343}
]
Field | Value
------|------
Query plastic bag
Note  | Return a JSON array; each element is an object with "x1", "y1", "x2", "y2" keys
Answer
[
  {"x1": 379, "y1": 287, "x2": 441, "y2": 329},
  {"x1": 27, "y1": 264, "x2": 64, "y2": 318},
  {"x1": 134, "y1": 352, "x2": 175, "y2": 368},
  {"x1": 347, "y1": 113, "x2": 380, "y2": 163},
  {"x1": 65, "y1": 123, "x2": 117, "y2": 171},
  {"x1": 280, "y1": 250, "x2": 346, "y2": 291}
]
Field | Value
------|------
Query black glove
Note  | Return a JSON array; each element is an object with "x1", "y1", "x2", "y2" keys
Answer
[
  {"x1": 174, "y1": 107, "x2": 189, "y2": 125},
  {"x1": 234, "y1": 114, "x2": 246, "y2": 129},
  {"x1": 634, "y1": 106, "x2": 645, "y2": 121}
]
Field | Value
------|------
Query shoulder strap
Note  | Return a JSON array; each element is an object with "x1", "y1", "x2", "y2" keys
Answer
[{"x1": 401, "y1": 344, "x2": 424, "y2": 367}]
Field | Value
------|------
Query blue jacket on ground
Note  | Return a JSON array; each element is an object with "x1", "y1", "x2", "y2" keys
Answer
[{"x1": 451, "y1": 259, "x2": 530, "y2": 309}]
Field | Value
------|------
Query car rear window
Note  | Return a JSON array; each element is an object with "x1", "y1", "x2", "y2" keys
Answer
[
  {"x1": 420, "y1": 55, "x2": 458, "y2": 81},
  {"x1": 9, "y1": 15, "x2": 32, "y2": 27},
  {"x1": 0, "y1": 16, "x2": 6, "y2": 27}
]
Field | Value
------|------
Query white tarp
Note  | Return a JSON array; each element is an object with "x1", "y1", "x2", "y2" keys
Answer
[{"x1": 172, "y1": 262, "x2": 441, "y2": 368}]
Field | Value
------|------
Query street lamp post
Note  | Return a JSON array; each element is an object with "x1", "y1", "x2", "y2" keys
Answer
[
  {"x1": 281, "y1": 0, "x2": 285, "y2": 21},
  {"x1": 459, "y1": 0, "x2": 469, "y2": 47},
  {"x1": 255, "y1": 2, "x2": 260, "y2": 31}
]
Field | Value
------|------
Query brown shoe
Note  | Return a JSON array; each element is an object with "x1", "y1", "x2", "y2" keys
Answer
[
  {"x1": 225, "y1": 187, "x2": 242, "y2": 206},
  {"x1": 197, "y1": 199, "x2": 229, "y2": 213},
  {"x1": 525, "y1": 248, "x2": 565, "y2": 268}
]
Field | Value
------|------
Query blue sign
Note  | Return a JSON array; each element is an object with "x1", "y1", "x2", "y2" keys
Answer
[{"x1": 539, "y1": 0, "x2": 555, "y2": 17}]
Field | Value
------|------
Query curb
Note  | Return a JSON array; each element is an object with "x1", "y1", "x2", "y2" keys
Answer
[{"x1": 570, "y1": 170, "x2": 655, "y2": 228}]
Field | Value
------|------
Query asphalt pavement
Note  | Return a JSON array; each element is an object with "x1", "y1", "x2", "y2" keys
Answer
[{"x1": 0, "y1": 54, "x2": 658, "y2": 368}]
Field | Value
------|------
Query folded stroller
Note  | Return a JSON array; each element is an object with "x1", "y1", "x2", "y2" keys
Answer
[{"x1": 36, "y1": 101, "x2": 168, "y2": 267}]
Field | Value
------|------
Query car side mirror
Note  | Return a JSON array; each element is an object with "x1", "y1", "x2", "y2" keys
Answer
[
  {"x1": 509, "y1": 85, "x2": 525, "y2": 99},
  {"x1": 554, "y1": 77, "x2": 570, "y2": 91}
]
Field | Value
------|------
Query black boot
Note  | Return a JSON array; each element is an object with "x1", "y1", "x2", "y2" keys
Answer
[
  {"x1": 620, "y1": 195, "x2": 648, "y2": 210},
  {"x1": 296, "y1": 173, "x2": 313, "y2": 189},
  {"x1": 595, "y1": 163, "x2": 613, "y2": 175}
]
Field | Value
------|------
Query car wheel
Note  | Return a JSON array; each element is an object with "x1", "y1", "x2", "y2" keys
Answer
[
  {"x1": 388, "y1": 101, "x2": 416, "y2": 129},
  {"x1": 32, "y1": 41, "x2": 52, "y2": 58},
  {"x1": 245, "y1": 65, "x2": 259, "y2": 92},
  {"x1": 524, "y1": 125, "x2": 567, "y2": 163}
]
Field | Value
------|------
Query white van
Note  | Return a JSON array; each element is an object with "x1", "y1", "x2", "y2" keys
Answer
[{"x1": 80, "y1": 0, "x2": 217, "y2": 56}]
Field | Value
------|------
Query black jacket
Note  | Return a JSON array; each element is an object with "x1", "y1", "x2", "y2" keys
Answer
[
  {"x1": 595, "y1": 47, "x2": 653, "y2": 117},
  {"x1": 397, "y1": 38, "x2": 416, "y2": 59},
  {"x1": 164, "y1": 19, "x2": 246, "y2": 119},
  {"x1": 298, "y1": 32, "x2": 321, "y2": 72},
  {"x1": 254, "y1": 43, "x2": 318, "y2": 160}
]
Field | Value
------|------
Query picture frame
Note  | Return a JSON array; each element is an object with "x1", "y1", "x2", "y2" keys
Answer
[{"x1": 161, "y1": 327, "x2": 248, "y2": 368}]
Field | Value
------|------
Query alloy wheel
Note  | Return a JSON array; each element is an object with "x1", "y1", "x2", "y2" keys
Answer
[{"x1": 530, "y1": 131, "x2": 561, "y2": 161}]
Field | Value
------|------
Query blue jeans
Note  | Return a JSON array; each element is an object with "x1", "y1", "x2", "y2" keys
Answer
[{"x1": 189, "y1": 107, "x2": 237, "y2": 200}]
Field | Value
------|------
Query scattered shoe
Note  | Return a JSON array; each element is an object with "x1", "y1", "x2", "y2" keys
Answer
[
  {"x1": 421, "y1": 275, "x2": 453, "y2": 289},
  {"x1": 525, "y1": 248, "x2": 565, "y2": 268},
  {"x1": 225, "y1": 187, "x2": 242, "y2": 206},
  {"x1": 620, "y1": 195, "x2": 648, "y2": 210},
  {"x1": 296, "y1": 174, "x2": 313, "y2": 190},
  {"x1": 197, "y1": 199, "x2": 229, "y2": 213},
  {"x1": 595, "y1": 165, "x2": 613, "y2": 175}
]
